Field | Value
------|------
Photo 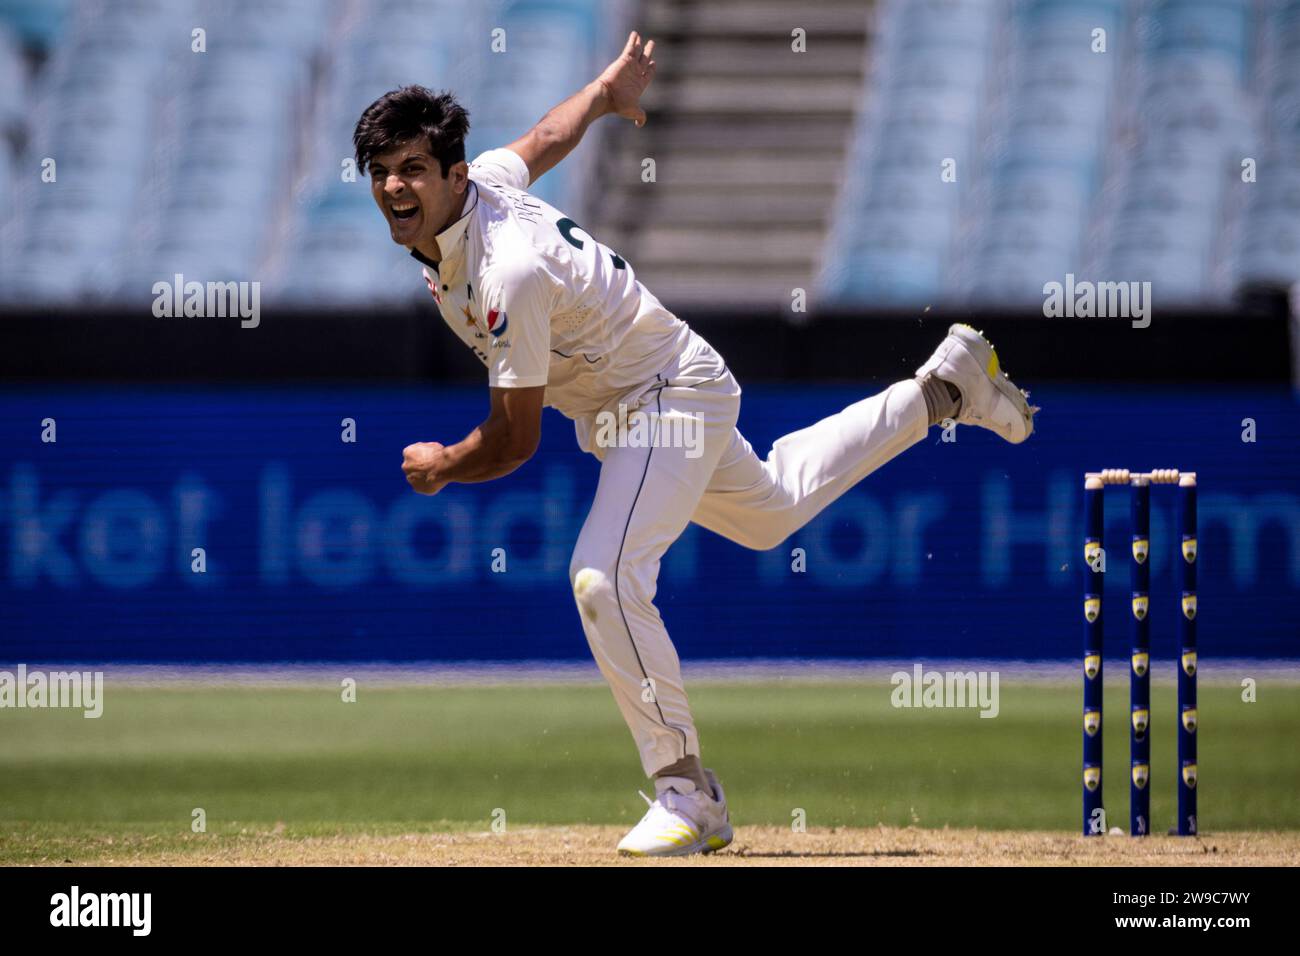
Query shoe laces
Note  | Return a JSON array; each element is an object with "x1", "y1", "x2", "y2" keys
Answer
[{"x1": 637, "y1": 786, "x2": 695, "y2": 820}]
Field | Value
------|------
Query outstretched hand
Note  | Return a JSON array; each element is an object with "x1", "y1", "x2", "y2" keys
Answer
[{"x1": 597, "y1": 31, "x2": 657, "y2": 127}]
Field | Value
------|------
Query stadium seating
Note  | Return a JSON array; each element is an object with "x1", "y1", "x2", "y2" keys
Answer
[
  {"x1": 0, "y1": 0, "x2": 70, "y2": 49},
  {"x1": 822, "y1": 0, "x2": 1299, "y2": 308},
  {"x1": 0, "y1": 0, "x2": 611, "y2": 306},
  {"x1": 0, "y1": 0, "x2": 1294, "y2": 309},
  {"x1": 820, "y1": 0, "x2": 994, "y2": 305}
]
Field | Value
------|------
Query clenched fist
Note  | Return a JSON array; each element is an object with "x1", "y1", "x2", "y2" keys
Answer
[{"x1": 402, "y1": 442, "x2": 448, "y2": 495}]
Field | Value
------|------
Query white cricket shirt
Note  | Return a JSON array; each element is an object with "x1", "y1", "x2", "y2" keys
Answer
[{"x1": 413, "y1": 148, "x2": 690, "y2": 423}]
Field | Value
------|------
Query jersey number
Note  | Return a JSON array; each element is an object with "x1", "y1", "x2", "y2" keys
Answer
[{"x1": 556, "y1": 218, "x2": 626, "y2": 270}]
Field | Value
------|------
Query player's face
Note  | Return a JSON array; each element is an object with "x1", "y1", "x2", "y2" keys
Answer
[{"x1": 368, "y1": 141, "x2": 468, "y2": 254}]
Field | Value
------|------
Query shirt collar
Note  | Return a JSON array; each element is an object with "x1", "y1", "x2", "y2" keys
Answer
[{"x1": 409, "y1": 181, "x2": 478, "y2": 271}]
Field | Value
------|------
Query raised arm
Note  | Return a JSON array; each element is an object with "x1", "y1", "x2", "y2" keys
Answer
[{"x1": 505, "y1": 30, "x2": 657, "y2": 185}]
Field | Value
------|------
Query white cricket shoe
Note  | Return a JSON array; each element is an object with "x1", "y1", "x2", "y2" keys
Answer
[
  {"x1": 616, "y1": 770, "x2": 733, "y2": 857},
  {"x1": 915, "y1": 323, "x2": 1038, "y2": 443}
]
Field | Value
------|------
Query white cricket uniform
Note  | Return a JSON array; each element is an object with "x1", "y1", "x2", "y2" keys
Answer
[{"x1": 418, "y1": 148, "x2": 931, "y2": 775}]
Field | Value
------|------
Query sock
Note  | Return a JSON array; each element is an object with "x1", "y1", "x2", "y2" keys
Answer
[
  {"x1": 654, "y1": 755, "x2": 712, "y2": 797},
  {"x1": 916, "y1": 373, "x2": 962, "y2": 426}
]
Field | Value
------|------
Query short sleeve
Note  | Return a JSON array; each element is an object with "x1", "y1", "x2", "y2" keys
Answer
[
  {"x1": 469, "y1": 148, "x2": 531, "y2": 192},
  {"x1": 480, "y1": 258, "x2": 554, "y2": 389}
]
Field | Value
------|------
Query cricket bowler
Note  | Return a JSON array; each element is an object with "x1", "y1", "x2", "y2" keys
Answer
[{"x1": 354, "y1": 32, "x2": 1037, "y2": 857}]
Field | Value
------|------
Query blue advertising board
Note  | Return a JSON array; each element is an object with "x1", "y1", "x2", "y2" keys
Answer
[{"x1": 0, "y1": 385, "x2": 1296, "y2": 662}]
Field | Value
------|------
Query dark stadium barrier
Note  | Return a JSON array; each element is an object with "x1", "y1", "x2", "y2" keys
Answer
[{"x1": 1, "y1": 300, "x2": 1293, "y2": 384}]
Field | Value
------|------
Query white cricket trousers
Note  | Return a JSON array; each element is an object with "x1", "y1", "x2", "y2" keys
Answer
[{"x1": 568, "y1": 331, "x2": 929, "y2": 776}]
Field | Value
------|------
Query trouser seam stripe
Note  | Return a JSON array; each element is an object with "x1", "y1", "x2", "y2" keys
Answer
[{"x1": 612, "y1": 380, "x2": 687, "y2": 759}]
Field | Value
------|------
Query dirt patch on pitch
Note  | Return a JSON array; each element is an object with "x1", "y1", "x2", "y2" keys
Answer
[{"x1": 21, "y1": 826, "x2": 1300, "y2": 866}]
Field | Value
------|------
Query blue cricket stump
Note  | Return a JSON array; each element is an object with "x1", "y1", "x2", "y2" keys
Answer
[
  {"x1": 1082, "y1": 474, "x2": 1104, "y2": 835},
  {"x1": 1081, "y1": 469, "x2": 1197, "y2": 837},
  {"x1": 1129, "y1": 476, "x2": 1150, "y2": 836},
  {"x1": 1178, "y1": 473, "x2": 1198, "y2": 835}
]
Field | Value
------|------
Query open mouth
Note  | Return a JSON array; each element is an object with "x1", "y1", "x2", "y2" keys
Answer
[{"x1": 391, "y1": 201, "x2": 419, "y2": 221}]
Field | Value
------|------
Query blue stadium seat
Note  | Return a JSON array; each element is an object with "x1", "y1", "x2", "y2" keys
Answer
[
  {"x1": 1106, "y1": 220, "x2": 1217, "y2": 270},
  {"x1": 1269, "y1": 76, "x2": 1300, "y2": 142},
  {"x1": 976, "y1": 211, "x2": 1079, "y2": 258},
  {"x1": 0, "y1": 21, "x2": 23, "y2": 127},
  {"x1": 1146, "y1": 0, "x2": 1252, "y2": 75},
  {"x1": 1016, "y1": 52, "x2": 1113, "y2": 96},
  {"x1": 874, "y1": 115, "x2": 975, "y2": 165},
  {"x1": 989, "y1": 177, "x2": 1089, "y2": 221},
  {"x1": 860, "y1": 171, "x2": 961, "y2": 216},
  {"x1": 884, "y1": 48, "x2": 987, "y2": 95},
  {"x1": 966, "y1": 254, "x2": 1077, "y2": 303},
  {"x1": 0, "y1": 0, "x2": 72, "y2": 49},
  {"x1": 1099, "y1": 249, "x2": 1208, "y2": 299},
  {"x1": 1016, "y1": 1, "x2": 1122, "y2": 44},
  {"x1": 895, "y1": 0, "x2": 995, "y2": 50},
  {"x1": 829, "y1": 254, "x2": 945, "y2": 304},
  {"x1": 849, "y1": 211, "x2": 956, "y2": 253}
]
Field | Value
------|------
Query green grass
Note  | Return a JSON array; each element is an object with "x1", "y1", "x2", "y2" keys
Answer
[{"x1": 1, "y1": 681, "x2": 1296, "y2": 854}]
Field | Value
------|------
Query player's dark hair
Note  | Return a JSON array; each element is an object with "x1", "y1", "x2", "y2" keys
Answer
[{"x1": 353, "y1": 86, "x2": 469, "y2": 176}]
